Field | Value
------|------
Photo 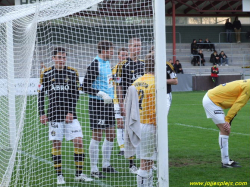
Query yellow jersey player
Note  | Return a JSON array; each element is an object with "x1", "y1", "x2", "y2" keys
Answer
[
  {"x1": 112, "y1": 48, "x2": 128, "y2": 156},
  {"x1": 202, "y1": 79, "x2": 250, "y2": 168},
  {"x1": 133, "y1": 52, "x2": 156, "y2": 187}
]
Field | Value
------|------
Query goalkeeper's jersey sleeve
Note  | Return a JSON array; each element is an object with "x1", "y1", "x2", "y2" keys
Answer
[
  {"x1": 38, "y1": 66, "x2": 80, "y2": 122},
  {"x1": 133, "y1": 74, "x2": 156, "y2": 126},
  {"x1": 207, "y1": 79, "x2": 250, "y2": 122}
]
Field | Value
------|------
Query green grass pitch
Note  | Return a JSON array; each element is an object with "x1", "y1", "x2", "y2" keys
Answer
[{"x1": 7, "y1": 91, "x2": 250, "y2": 187}]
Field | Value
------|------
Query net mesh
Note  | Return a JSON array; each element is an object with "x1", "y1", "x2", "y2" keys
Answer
[{"x1": 0, "y1": 0, "x2": 157, "y2": 186}]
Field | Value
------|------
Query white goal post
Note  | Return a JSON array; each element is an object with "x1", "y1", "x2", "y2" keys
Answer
[{"x1": 0, "y1": 0, "x2": 169, "y2": 186}]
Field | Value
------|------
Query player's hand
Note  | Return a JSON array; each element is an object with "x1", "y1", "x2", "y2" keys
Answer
[
  {"x1": 223, "y1": 122, "x2": 231, "y2": 133},
  {"x1": 65, "y1": 113, "x2": 73, "y2": 124},
  {"x1": 117, "y1": 118, "x2": 124, "y2": 129},
  {"x1": 40, "y1": 115, "x2": 48, "y2": 125},
  {"x1": 120, "y1": 102, "x2": 126, "y2": 116},
  {"x1": 97, "y1": 91, "x2": 113, "y2": 104}
]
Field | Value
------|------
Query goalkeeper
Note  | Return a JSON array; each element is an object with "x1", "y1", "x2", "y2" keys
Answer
[
  {"x1": 38, "y1": 47, "x2": 93, "y2": 184},
  {"x1": 83, "y1": 40, "x2": 118, "y2": 179},
  {"x1": 202, "y1": 79, "x2": 250, "y2": 168}
]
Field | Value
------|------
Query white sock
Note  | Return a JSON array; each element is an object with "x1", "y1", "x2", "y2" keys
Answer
[
  {"x1": 137, "y1": 169, "x2": 152, "y2": 187},
  {"x1": 102, "y1": 139, "x2": 114, "y2": 168},
  {"x1": 89, "y1": 139, "x2": 100, "y2": 172},
  {"x1": 117, "y1": 128, "x2": 125, "y2": 151},
  {"x1": 219, "y1": 134, "x2": 229, "y2": 164}
]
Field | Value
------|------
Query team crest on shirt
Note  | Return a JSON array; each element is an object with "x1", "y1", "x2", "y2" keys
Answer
[
  {"x1": 51, "y1": 130, "x2": 56, "y2": 136},
  {"x1": 37, "y1": 84, "x2": 43, "y2": 92},
  {"x1": 65, "y1": 76, "x2": 70, "y2": 82}
]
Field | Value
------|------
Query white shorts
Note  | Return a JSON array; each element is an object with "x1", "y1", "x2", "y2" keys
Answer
[
  {"x1": 202, "y1": 93, "x2": 225, "y2": 124},
  {"x1": 49, "y1": 119, "x2": 83, "y2": 141},
  {"x1": 136, "y1": 123, "x2": 157, "y2": 161},
  {"x1": 166, "y1": 93, "x2": 172, "y2": 116}
]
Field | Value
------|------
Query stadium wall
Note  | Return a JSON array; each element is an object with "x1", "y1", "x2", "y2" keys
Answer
[
  {"x1": 36, "y1": 25, "x2": 250, "y2": 44},
  {"x1": 192, "y1": 74, "x2": 242, "y2": 91}
]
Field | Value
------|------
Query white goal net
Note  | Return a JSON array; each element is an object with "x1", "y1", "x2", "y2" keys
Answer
[{"x1": 0, "y1": 0, "x2": 168, "y2": 186}]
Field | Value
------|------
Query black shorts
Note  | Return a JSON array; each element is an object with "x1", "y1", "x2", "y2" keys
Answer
[{"x1": 89, "y1": 98, "x2": 115, "y2": 130}]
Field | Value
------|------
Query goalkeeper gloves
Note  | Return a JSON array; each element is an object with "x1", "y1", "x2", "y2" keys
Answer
[{"x1": 97, "y1": 91, "x2": 113, "y2": 104}]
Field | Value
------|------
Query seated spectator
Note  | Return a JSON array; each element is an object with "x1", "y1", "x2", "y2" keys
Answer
[
  {"x1": 174, "y1": 60, "x2": 184, "y2": 74},
  {"x1": 219, "y1": 51, "x2": 229, "y2": 66},
  {"x1": 198, "y1": 39, "x2": 204, "y2": 49},
  {"x1": 204, "y1": 38, "x2": 215, "y2": 52},
  {"x1": 198, "y1": 49, "x2": 205, "y2": 66},
  {"x1": 210, "y1": 50, "x2": 220, "y2": 65},
  {"x1": 191, "y1": 39, "x2": 198, "y2": 65}
]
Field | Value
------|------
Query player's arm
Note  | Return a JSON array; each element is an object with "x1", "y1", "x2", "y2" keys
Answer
[
  {"x1": 67, "y1": 69, "x2": 80, "y2": 123},
  {"x1": 166, "y1": 63, "x2": 178, "y2": 85},
  {"x1": 167, "y1": 78, "x2": 178, "y2": 85},
  {"x1": 83, "y1": 59, "x2": 99, "y2": 95},
  {"x1": 38, "y1": 72, "x2": 48, "y2": 125},
  {"x1": 225, "y1": 93, "x2": 249, "y2": 123},
  {"x1": 118, "y1": 63, "x2": 126, "y2": 116}
]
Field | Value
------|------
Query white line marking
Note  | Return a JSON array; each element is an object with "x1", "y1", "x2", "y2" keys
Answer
[
  {"x1": 19, "y1": 151, "x2": 113, "y2": 187},
  {"x1": 170, "y1": 123, "x2": 250, "y2": 136}
]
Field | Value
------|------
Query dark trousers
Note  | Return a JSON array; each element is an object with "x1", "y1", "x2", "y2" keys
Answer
[{"x1": 211, "y1": 77, "x2": 218, "y2": 87}]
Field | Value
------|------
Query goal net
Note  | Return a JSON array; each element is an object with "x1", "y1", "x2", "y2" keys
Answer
[{"x1": 0, "y1": 0, "x2": 168, "y2": 186}]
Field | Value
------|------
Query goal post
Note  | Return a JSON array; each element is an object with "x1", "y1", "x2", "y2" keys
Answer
[
  {"x1": 0, "y1": 0, "x2": 168, "y2": 186},
  {"x1": 154, "y1": 0, "x2": 169, "y2": 186}
]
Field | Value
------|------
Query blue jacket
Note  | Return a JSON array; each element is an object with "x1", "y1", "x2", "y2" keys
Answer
[{"x1": 83, "y1": 55, "x2": 114, "y2": 100}]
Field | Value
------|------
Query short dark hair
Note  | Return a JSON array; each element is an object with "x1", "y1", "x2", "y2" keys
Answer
[
  {"x1": 145, "y1": 52, "x2": 155, "y2": 73},
  {"x1": 97, "y1": 40, "x2": 113, "y2": 54},
  {"x1": 53, "y1": 47, "x2": 66, "y2": 56},
  {"x1": 175, "y1": 60, "x2": 179, "y2": 63},
  {"x1": 118, "y1": 47, "x2": 128, "y2": 55}
]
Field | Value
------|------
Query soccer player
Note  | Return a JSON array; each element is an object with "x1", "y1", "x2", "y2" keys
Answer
[
  {"x1": 133, "y1": 52, "x2": 156, "y2": 187},
  {"x1": 112, "y1": 48, "x2": 129, "y2": 156},
  {"x1": 38, "y1": 47, "x2": 93, "y2": 184},
  {"x1": 83, "y1": 40, "x2": 118, "y2": 178},
  {"x1": 117, "y1": 37, "x2": 145, "y2": 174},
  {"x1": 150, "y1": 46, "x2": 178, "y2": 115},
  {"x1": 202, "y1": 79, "x2": 250, "y2": 168}
]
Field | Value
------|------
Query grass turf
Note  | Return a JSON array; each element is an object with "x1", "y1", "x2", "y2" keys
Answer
[{"x1": 5, "y1": 91, "x2": 250, "y2": 186}]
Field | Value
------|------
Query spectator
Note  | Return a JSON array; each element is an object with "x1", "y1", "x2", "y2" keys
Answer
[
  {"x1": 204, "y1": 38, "x2": 215, "y2": 52},
  {"x1": 191, "y1": 39, "x2": 198, "y2": 65},
  {"x1": 219, "y1": 51, "x2": 229, "y2": 66},
  {"x1": 211, "y1": 64, "x2": 219, "y2": 87},
  {"x1": 233, "y1": 16, "x2": 242, "y2": 43},
  {"x1": 210, "y1": 50, "x2": 219, "y2": 65},
  {"x1": 198, "y1": 49, "x2": 205, "y2": 66},
  {"x1": 225, "y1": 18, "x2": 233, "y2": 43},
  {"x1": 198, "y1": 38, "x2": 204, "y2": 49},
  {"x1": 174, "y1": 60, "x2": 184, "y2": 74}
]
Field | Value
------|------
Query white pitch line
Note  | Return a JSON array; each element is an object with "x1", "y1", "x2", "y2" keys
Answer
[
  {"x1": 19, "y1": 151, "x2": 113, "y2": 187},
  {"x1": 170, "y1": 123, "x2": 250, "y2": 136}
]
